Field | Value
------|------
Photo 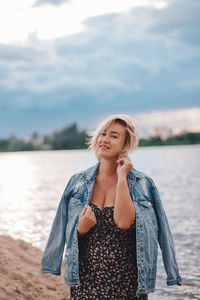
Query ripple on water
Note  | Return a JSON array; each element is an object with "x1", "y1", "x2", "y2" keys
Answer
[{"x1": 0, "y1": 145, "x2": 200, "y2": 299}]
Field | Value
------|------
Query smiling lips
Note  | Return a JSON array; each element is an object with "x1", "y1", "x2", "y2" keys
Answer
[{"x1": 100, "y1": 145, "x2": 110, "y2": 150}]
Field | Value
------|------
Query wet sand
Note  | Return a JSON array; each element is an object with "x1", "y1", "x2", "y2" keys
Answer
[{"x1": 0, "y1": 235, "x2": 70, "y2": 300}]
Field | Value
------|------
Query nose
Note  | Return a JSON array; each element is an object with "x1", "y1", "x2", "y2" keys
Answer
[{"x1": 101, "y1": 133, "x2": 110, "y2": 143}]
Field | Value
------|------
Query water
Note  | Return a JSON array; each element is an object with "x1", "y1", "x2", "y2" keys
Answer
[{"x1": 0, "y1": 145, "x2": 199, "y2": 299}]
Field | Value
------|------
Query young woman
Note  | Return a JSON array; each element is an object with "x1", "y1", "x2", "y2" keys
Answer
[{"x1": 40, "y1": 114, "x2": 182, "y2": 299}]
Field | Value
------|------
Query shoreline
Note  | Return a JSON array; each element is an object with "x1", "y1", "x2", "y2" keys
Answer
[
  {"x1": 0, "y1": 234, "x2": 70, "y2": 300},
  {"x1": 0, "y1": 143, "x2": 199, "y2": 154}
]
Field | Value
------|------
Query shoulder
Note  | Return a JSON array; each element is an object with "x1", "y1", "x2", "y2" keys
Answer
[
  {"x1": 131, "y1": 167, "x2": 152, "y2": 181},
  {"x1": 129, "y1": 168, "x2": 160, "y2": 201},
  {"x1": 131, "y1": 167, "x2": 147, "y2": 179},
  {"x1": 65, "y1": 162, "x2": 99, "y2": 187},
  {"x1": 130, "y1": 167, "x2": 156, "y2": 188},
  {"x1": 70, "y1": 163, "x2": 99, "y2": 181},
  {"x1": 63, "y1": 163, "x2": 99, "y2": 197}
]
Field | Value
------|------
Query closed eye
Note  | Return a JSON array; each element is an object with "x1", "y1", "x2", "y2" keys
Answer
[{"x1": 100, "y1": 132, "x2": 118, "y2": 138}]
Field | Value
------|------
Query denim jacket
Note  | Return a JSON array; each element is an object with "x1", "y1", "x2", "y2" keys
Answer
[{"x1": 40, "y1": 162, "x2": 182, "y2": 298}]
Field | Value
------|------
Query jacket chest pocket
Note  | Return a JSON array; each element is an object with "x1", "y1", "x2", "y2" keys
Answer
[
  {"x1": 137, "y1": 198, "x2": 158, "y2": 228},
  {"x1": 69, "y1": 197, "x2": 85, "y2": 218}
]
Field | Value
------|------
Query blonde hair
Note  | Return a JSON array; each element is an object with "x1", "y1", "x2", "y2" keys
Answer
[{"x1": 86, "y1": 114, "x2": 139, "y2": 160}]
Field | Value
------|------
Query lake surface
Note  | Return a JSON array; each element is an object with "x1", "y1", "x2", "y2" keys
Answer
[{"x1": 0, "y1": 145, "x2": 199, "y2": 299}]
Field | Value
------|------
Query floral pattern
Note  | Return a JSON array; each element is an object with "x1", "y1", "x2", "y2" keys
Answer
[{"x1": 70, "y1": 202, "x2": 138, "y2": 299}]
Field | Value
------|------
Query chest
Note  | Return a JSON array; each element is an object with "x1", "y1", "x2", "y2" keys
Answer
[{"x1": 90, "y1": 178, "x2": 117, "y2": 209}]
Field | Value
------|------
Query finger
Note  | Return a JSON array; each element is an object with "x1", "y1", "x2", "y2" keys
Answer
[
  {"x1": 116, "y1": 157, "x2": 121, "y2": 162},
  {"x1": 92, "y1": 216, "x2": 97, "y2": 225},
  {"x1": 85, "y1": 207, "x2": 96, "y2": 219},
  {"x1": 80, "y1": 204, "x2": 88, "y2": 216},
  {"x1": 90, "y1": 211, "x2": 97, "y2": 223},
  {"x1": 117, "y1": 155, "x2": 128, "y2": 161},
  {"x1": 85, "y1": 205, "x2": 95, "y2": 215},
  {"x1": 117, "y1": 156, "x2": 130, "y2": 163},
  {"x1": 116, "y1": 158, "x2": 125, "y2": 165},
  {"x1": 86, "y1": 205, "x2": 92, "y2": 211}
]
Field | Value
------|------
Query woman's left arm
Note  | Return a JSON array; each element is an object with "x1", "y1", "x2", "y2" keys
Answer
[{"x1": 113, "y1": 156, "x2": 136, "y2": 229}]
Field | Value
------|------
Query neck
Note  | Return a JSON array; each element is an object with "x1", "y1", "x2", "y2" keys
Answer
[{"x1": 98, "y1": 158, "x2": 118, "y2": 178}]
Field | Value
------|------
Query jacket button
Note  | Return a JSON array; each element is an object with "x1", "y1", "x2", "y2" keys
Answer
[
  {"x1": 140, "y1": 223, "x2": 143, "y2": 228},
  {"x1": 140, "y1": 246, "x2": 144, "y2": 250}
]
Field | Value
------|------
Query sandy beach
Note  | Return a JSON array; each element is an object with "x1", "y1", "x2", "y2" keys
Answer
[{"x1": 0, "y1": 235, "x2": 70, "y2": 300}]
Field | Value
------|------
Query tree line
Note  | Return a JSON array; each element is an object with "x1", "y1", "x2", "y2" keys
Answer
[
  {"x1": 139, "y1": 132, "x2": 200, "y2": 146},
  {"x1": 0, "y1": 123, "x2": 199, "y2": 152}
]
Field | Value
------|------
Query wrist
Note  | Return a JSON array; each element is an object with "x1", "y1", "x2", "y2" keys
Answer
[
  {"x1": 77, "y1": 228, "x2": 86, "y2": 236},
  {"x1": 117, "y1": 175, "x2": 127, "y2": 182},
  {"x1": 78, "y1": 231, "x2": 85, "y2": 237},
  {"x1": 77, "y1": 224, "x2": 85, "y2": 236}
]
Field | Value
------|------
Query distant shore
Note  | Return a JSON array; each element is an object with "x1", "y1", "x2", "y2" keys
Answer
[
  {"x1": 0, "y1": 235, "x2": 70, "y2": 300},
  {"x1": 0, "y1": 124, "x2": 199, "y2": 152}
]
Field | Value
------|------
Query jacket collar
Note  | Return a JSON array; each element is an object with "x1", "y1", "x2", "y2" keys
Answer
[{"x1": 84, "y1": 161, "x2": 145, "y2": 183}]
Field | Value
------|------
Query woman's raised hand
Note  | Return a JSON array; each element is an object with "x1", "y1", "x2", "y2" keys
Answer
[
  {"x1": 77, "y1": 205, "x2": 97, "y2": 236},
  {"x1": 116, "y1": 155, "x2": 133, "y2": 179}
]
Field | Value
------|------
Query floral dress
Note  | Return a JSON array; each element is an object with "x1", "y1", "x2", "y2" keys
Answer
[{"x1": 70, "y1": 202, "x2": 138, "y2": 299}]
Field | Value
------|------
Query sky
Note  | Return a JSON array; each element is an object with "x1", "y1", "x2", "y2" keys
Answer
[{"x1": 0, "y1": 0, "x2": 200, "y2": 138}]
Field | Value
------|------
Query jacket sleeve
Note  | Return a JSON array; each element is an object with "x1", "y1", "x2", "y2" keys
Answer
[
  {"x1": 149, "y1": 177, "x2": 182, "y2": 287},
  {"x1": 40, "y1": 175, "x2": 74, "y2": 276}
]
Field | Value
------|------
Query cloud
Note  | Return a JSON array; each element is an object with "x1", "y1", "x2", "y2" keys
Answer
[
  {"x1": 149, "y1": 0, "x2": 200, "y2": 46},
  {"x1": 0, "y1": 0, "x2": 199, "y2": 115},
  {"x1": 33, "y1": 0, "x2": 70, "y2": 7},
  {"x1": 132, "y1": 107, "x2": 200, "y2": 137}
]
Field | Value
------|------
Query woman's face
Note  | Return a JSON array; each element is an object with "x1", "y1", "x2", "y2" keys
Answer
[{"x1": 97, "y1": 121, "x2": 126, "y2": 160}]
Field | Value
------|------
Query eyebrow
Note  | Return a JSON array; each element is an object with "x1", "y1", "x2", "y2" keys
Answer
[
  {"x1": 110, "y1": 131, "x2": 120, "y2": 135},
  {"x1": 103, "y1": 130, "x2": 120, "y2": 135}
]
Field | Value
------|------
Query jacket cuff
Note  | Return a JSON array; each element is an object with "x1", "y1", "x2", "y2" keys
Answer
[
  {"x1": 40, "y1": 268, "x2": 61, "y2": 276},
  {"x1": 167, "y1": 275, "x2": 182, "y2": 286}
]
